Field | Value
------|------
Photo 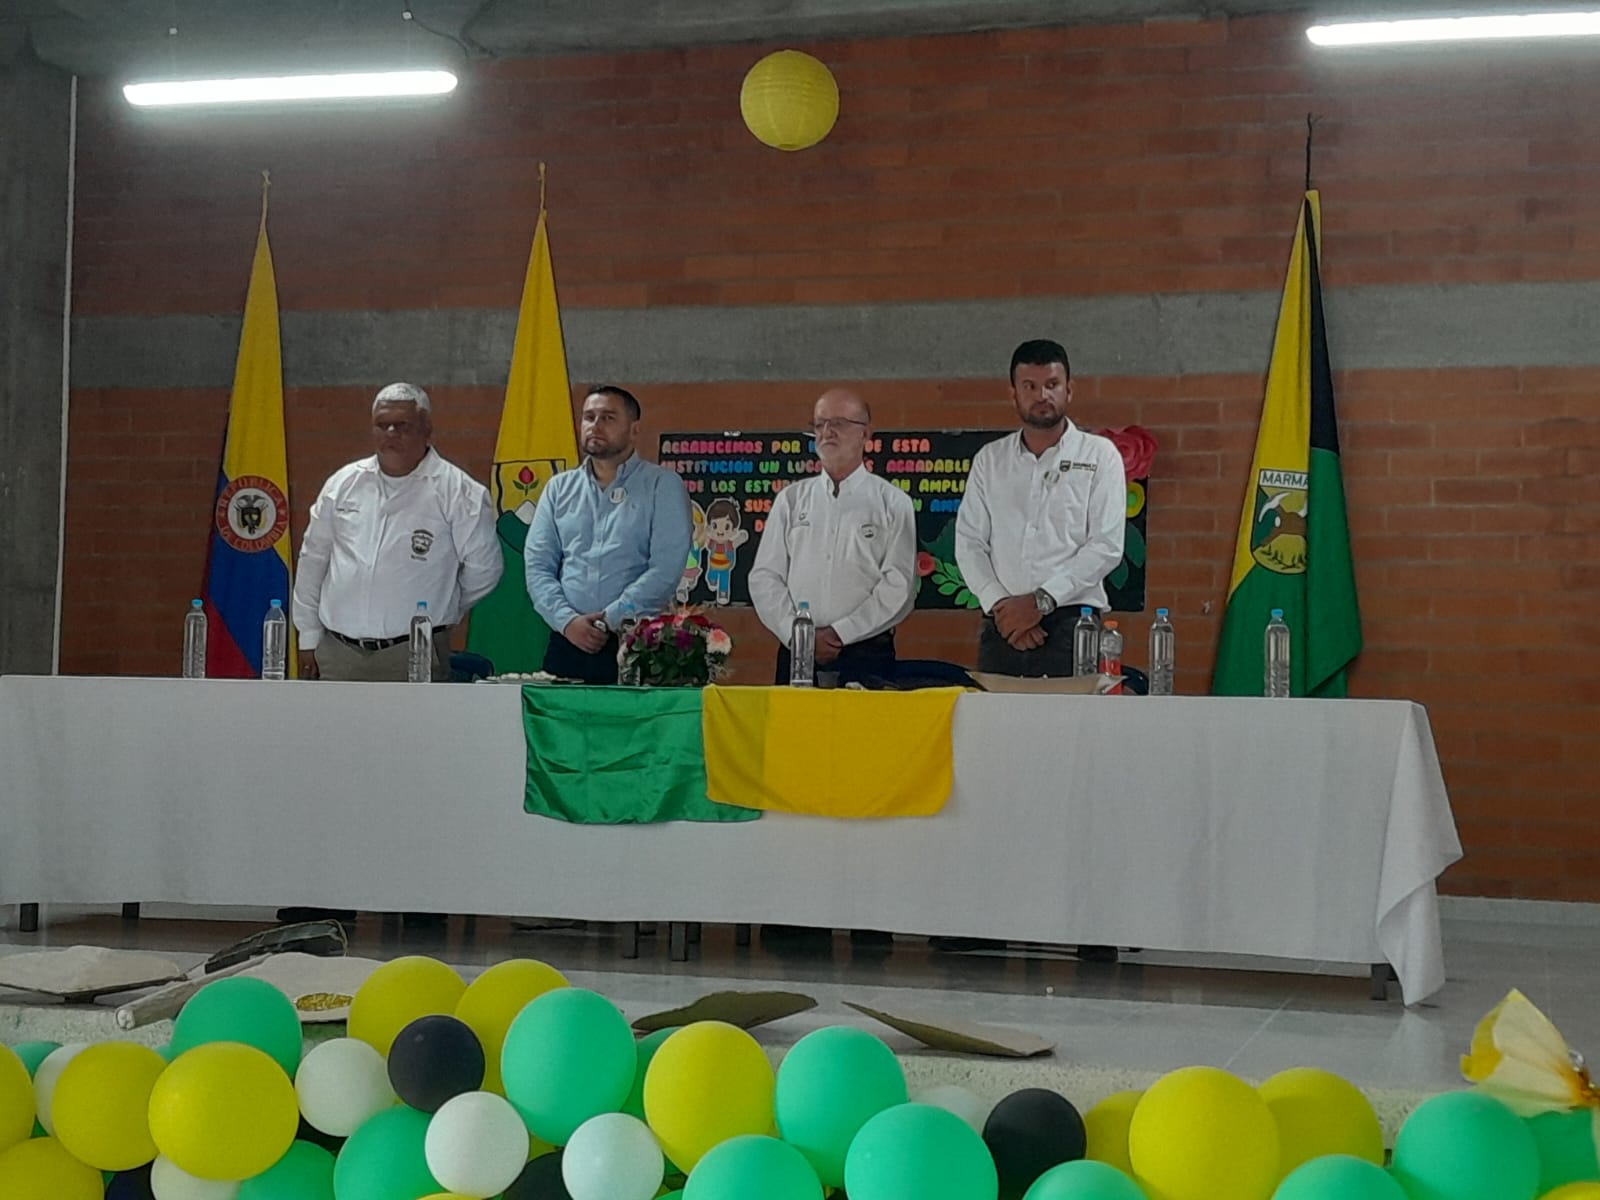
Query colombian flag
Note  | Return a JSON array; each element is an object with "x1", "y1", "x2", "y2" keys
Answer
[
  {"x1": 1211, "y1": 192, "x2": 1361, "y2": 696},
  {"x1": 200, "y1": 187, "x2": 292, "y2": 677},
  {"x1": 465, "y1": 175, "x2": 579, "y2": 674}
]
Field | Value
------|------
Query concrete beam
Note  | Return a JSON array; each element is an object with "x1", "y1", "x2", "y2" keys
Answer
[{"x1": 69, "y1": 280, "x2": 1600, "y2": 393}]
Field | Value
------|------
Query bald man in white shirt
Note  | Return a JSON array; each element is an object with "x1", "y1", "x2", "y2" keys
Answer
[
  {"x1": 749, "y1": 388, "x2": 916, "y2": 686},
  {"x1": 956, "y1": 339, "x2": 1125, "y2": 678},
  {"x1": 293, "y1": 382, "x2": 503, "y2": 683}
]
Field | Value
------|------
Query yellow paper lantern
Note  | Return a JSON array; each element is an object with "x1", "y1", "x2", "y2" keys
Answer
[{"x1": 740, "y1": 50, "x2": 839, "y2": 151}]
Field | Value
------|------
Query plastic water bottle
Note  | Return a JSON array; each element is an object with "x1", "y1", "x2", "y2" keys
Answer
[
  {"x1": 182, "y1": 599, "x2": 207, "y2": 679},
  {"x1": 1149, "y1": 607, "x2": 1175, "y2": 696},
  {"x1": 790, "y1": 602, "x2": 816, "y2": 687},
  {"x1": 1265, "y1": 608, "x2": 1292, "y2": 698},
  {"x1": 1072, "y1": 606, "x2": 1100, "y2": 676},
  {"x1": 616, "y1": 601, "x2": 641, "y2": 686},
  {"x1": 261, "y1": 599, "x2": 288, "y2": 681},
  {"x1": 1098, "y1": 619, "x2": 1124, "y2": 694},
  {"x1": 408, "y1": 601, "x2": 433, "y2": 683}
]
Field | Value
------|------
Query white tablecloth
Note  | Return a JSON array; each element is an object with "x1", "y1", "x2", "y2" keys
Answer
[{"x1": 0, "y1": 677, "x2": 1461, "y2": 1003}]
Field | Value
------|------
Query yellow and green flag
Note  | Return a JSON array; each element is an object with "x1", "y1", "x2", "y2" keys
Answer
[
  {"x1": 465, "y1": 192, "x2": 579, "y2": 674},
  {"x1": 1212, "y1": 191, "x2": 1362, "y2": 697}
]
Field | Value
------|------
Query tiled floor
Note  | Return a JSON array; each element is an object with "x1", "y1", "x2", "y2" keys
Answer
[{"x1": 4, "y1": 901, "x2": 1597, "y2": 1095}]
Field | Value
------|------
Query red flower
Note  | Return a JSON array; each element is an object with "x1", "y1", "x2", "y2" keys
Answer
[
  {"x1": 1101, "y1": 425, "x2": 1157, "y2": 480},
  {"x1": 675, "y1": 628, "x2": 693, "y2": 649},
  {"x1": 688, "y1": 614, "x2": 712, "y2": 628},
  {"x1": 516, "y1": 465, "x2": 536, "y2": 486},
  {"x1": 916, "y1": 551, "x2": 936, "y2": 577}
]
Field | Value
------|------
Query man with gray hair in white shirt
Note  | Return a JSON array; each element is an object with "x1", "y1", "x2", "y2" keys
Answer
[
  {"x1": 749, "y1": 387, "x2": 917, "y2": 686},
  {"x1": 292, "y1": 382, "x2": 503, "y2": 682},
  {"x1": 956, "y1": 339, "x2": 1125, "y2": 677}
]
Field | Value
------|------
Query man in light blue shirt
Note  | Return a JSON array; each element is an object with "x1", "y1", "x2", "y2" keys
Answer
[{"x1": 524, "y1": 385, "x2": 693, "y2": 683}]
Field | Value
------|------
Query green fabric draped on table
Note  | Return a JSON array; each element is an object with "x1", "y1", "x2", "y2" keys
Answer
[{"x1": 521, "y1": 686, "x2": 760, "y2": 823}]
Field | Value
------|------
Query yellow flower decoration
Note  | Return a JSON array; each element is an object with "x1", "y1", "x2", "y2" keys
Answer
[
  {"x1": 1126, "y1": 481, "x2": 1146, "y2": 519},
  {"x1": 1462, "y1": 990, "x2": 1600, "y2": 1129}
]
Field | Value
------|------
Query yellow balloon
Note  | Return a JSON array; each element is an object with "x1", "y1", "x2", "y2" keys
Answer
[
  {"x1": 455, "y1": 959, "x2": 568, "y2": 1094},
  {"x1": 148, "y1": 1043, "x2": 299, "y2": 1181},
  {"x1": 740, "y1": 50, "x2": 839, "y2": 151},
  {"x1": 1543, "y1": 1187, "x2": 1600, "y2": 1199},
  {"x1": 0, "y1": 1044, "x2": 34, "y2": 1153},
  {"x1": 1084, "y1": 1088, "x2": 1144, "y2": 1175},
  {"x1": 0, "y1": 1135, "x2": 103, "y2": 1200},
  {"x1": 348, "y1": 956, "x2": 466, "y2": 1056},
  {"x1": 643, "y1": 1021, "x2": 774, "y2": 1172},
  {"x1": 53, "y1": 1041, "x2": 166, "y2": 1170},
  {"x1": 1128, "y1": 1066, "x2": 1280, "y2": 1200},
  {"x1": 1258, "y1": 1067, "x2": 1383, "y2": 1177}
]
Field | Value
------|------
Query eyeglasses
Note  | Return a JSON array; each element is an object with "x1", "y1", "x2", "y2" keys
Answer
[{"x1": 810, "y1": 418, "x2": 868, "y2": 434}]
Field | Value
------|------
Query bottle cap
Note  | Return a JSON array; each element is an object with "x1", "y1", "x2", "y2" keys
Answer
[
  {"x1": 1271, "y1": 608, "x2": 1284, "y2": 618},
  {"x1": 270, "y1": 599, "x2": 282, "y2": 607},
  {"x1": 191, "y1": 599, "x2": 203, "y2": 608},
  {"x1": 417, "y1": 600, "x2": 428, "y2": 611},
  {"x1": 1156, "y1": 607, "x2": 1169, "y2": 617},
  {"x1": 798, "y1": 601, "x2": 810, "y2": 611},
  {"x1": 1104, "y1": 619, "x2": 1119, "y2": 630},
  {"x1": 1080, "y1": 606, "x2": 1093, "y2": 616}
]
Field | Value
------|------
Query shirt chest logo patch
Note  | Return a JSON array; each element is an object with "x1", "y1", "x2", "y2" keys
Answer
[
  {"x1": 794, "y1": 510, "x2": 810, "y2": 526},
  {"x1": 1058, "y1": 460, "x2": 1098, "y2": 474},
  {"x1": 861, "y1": 524, "x2": 877, "y2": 539},
  {"x1": 609, "y1": 487, "x2": 627, "y2": 504},
  {"x1": 410, "y1": 529, "x2": 435, "y2": 559}
]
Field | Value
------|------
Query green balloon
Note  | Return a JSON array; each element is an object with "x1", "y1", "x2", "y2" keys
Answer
[
  {"x1": 8, "y1": 1042, "x2": 59, "y2": 1078},
  {"x1": 333, "y1": 1107, "x2": 439, "y2": 1200},
  {"x1": 685, "y1": 1135, "x2": 821, "y2": 1200},
  {"x1": 775, "y1": 1026, "x2": 907, "y2": 1187},
  {"x1": 500, "y1": 988, "x2": 636, "y2": 1145},
  {"x1": 153, "y1": 1042, "x2": 177, "y2": 1063},
  {"x1": 171, "y1": 976, "x2": 305, "y2": 1077},
  {"x1": 845, "y1": 1103, "x2": 999, "y2": 1200},
  {"x1": 622, "y1": 1028, "x2": 679, "y2": 1120},
  {"x1": 1023, "y1": 1160, "x2": 1146, "y2": 1200},
  {"x1": 1392, "y1": 1091, "x2": 1540, "y2": 1200},
  {"x1": 240, "y1": 1140, "x2": 336, "y2": 1199},
  {"x1": 1271, "y1": 1155, "x2": 1408, "y2": 1200},
  {"x1": 1529, "y1": 1109, "x2": 1600, "y2": 1193}
]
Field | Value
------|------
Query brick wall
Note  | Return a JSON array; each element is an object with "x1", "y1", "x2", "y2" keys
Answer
[{"x1": 61, "y1": 14, "x2": 1600, "y2": 900}]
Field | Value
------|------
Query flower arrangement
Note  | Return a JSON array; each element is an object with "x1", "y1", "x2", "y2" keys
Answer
[{"x1": 621, "y1": 609, "x2": 733, "y2": 687}]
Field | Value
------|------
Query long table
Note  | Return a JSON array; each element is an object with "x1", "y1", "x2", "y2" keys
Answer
[{"x1": 0, "y1": 677, "x2": 1461, "y2": 1003}]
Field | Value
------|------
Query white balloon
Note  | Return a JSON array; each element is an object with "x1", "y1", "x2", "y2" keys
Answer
[
  {"x1": 912, "y1": 1084, "x2": 992, "y2": 1134},
  {"x1": 295, "y1": 1037, "x2": 396, "y2": 1137},
  {"x1": 151, "y1": 1155, "x2": 241, "y2": 1200},
  {"x1": 32, "y1": 1042, "x2": 87, "y2": 1135},
  {"x1": 424, "y1": 1090, "x2": 530, "y2": 1198},
  {"x1": 561, "y1": 1112, "x2": 664, "y2": 1200}
]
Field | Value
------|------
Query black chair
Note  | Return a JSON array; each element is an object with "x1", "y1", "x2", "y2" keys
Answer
[{"x1": 449, "y1": 651, "x2": 494, "y2": 683}]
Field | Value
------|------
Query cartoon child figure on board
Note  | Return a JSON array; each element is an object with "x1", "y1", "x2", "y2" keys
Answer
[
  {"x1": 702, "y1": 498, "x2": 748, "y2": 606},
  {"x1": 678, "y1": 501, "x2": 707, "y2": 604}
]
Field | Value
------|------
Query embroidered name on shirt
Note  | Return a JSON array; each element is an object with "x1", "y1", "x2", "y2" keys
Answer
[{"x1": 1057, "y1": 460, "x2": 1100, "y2": 473}]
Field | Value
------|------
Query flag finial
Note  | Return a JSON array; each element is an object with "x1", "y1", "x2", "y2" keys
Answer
[
  {"x1": 538, "y1": 161, "x2": 547, "y2": 214},
  {"x1": 259, "y1": 169, "x2": 271, "y2": 227}
]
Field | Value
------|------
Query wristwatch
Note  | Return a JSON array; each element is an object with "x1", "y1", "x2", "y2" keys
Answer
[{"x1": 1033, "y1": 588, "x2": 1057, "y2": 617}]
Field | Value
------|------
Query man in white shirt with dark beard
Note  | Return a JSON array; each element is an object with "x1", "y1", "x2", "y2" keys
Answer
[
  {"x1": 956, "y1": 339, "x2": 1125, "y2": 678},
  {"x1": 749, "y1": 388, "x2": 916, "y2": 686},
  {"x1": 293, "y1": 382, "x2": 503, "y2": 682}
]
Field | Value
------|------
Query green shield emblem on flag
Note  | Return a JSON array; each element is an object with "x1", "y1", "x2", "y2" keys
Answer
[{"x1": 1251, "y1": 468, "x2": 1309, "y2": 575}]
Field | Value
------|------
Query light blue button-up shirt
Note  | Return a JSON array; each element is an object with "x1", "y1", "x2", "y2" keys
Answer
[{"x1": 523, "y1": 453, "x2": 693, "y2": 633}]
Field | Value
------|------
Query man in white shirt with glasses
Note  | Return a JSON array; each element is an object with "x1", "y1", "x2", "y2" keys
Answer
[
  {"x1": 293, "y1": 382, "x2": 503, "y2": 682},
  {"x1": 749, "y1": 388, "x2": 917, "y2": 686},
  {"x1": 956, "y1": 339, "x2": 1125, "y2": 678}
]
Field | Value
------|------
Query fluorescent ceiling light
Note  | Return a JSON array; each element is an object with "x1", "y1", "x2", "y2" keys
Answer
[
  {"x1": 1308, "y1": 11, "x2": 1600, "y2": 45},
  {"x1": 124, "y1": 69, "x2": 457, "y2": 108}
]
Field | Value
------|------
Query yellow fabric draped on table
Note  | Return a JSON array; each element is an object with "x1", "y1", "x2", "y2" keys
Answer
[{"x1": 701, "y1": 685, "x2": 962, "y2": 817}]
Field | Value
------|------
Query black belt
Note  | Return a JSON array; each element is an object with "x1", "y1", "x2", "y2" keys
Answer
[{"x1": 328, "y1": 627, "x2": 448, "y2": 652}]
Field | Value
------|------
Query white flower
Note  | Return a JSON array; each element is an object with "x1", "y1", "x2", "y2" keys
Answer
[{"x1": 706, "y1": 629, "x2": 732, "y2": 656}]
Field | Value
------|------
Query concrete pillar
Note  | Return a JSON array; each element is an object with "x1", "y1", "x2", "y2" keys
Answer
[{"x1": 0, "y1": 43, "x2": 72, "y2": 675}]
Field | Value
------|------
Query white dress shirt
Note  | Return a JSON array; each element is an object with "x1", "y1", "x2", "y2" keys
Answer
[
  {"x1": 954, "y1": 422, "x2": 1126, "y2": 615},
  {"x1": 748, "y1": 466, "x2": 917, "y2": 646},
  {"x1": 293, "y1": 448, "x2": 503, "y2": 648}
]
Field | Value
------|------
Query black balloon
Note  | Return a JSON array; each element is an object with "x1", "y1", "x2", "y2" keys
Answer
[
  {"x1": 982, "y1": 1086, "x2": 1088, "y2": 1200},
  {"x1": 386, "y1": 1013, "x2": 486, "y2": 1112},
  {"x1": 105, "y1": 1166, "x2": 156, "y2": 1200},
  {"x1": 504, "y1": 1150, "x2": 573, "y2": 1200}
]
